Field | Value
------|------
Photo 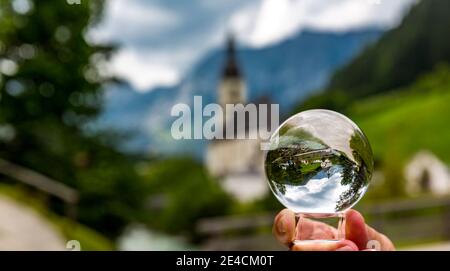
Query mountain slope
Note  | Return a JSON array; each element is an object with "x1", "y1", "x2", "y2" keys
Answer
[
  {"x1": 99, "y1": 29, "x2": 382, "y2": 155},
  {"x1": 346, "y1": 65, "x2": 450, "y2": 200},
  {"x1": 185, "y1": 29, "x2": 381, "y2": 110},
  {"x1": 349, "y1": 65, "x2": 450, "y2": 164},
  {"x1": 327, "y1": 0, "x2": 450, "y2": 98}
]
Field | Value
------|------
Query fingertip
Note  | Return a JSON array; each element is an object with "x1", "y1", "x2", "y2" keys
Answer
[
  {"x1": 273, "y1": 209, "x2": 296, "y2": 246},
  {"x1": 345, "y1": 209, "x2": 369, "y2": 250},
  {"x1": 278, "y1": 208, "x2": 295, "y2": 221},
  {"x1": 275, "y1": 209, "x2": 295, "y2": 233},
  {"x1": 346, "y1": 209, "x2": 365, "y2": 224}
]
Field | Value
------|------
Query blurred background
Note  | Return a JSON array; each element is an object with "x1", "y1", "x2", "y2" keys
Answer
[{"x1": 0, "y1": 0, "x2": 449, "y2": 250}]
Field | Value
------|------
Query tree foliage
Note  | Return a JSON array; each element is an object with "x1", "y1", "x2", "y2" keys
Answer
[
  {"x1": 0, "y1": 0, "x2": 146, "y2": 236},
  {"x1": 141, "y1": 157, "x2": 232, "y2": 240}
]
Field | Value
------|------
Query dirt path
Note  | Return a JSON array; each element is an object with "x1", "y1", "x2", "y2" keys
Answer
[{"x1": 0, "y1": 195, "x2": 66, "y2": 250}]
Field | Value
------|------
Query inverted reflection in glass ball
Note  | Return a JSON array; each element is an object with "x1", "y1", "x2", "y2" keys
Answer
[{"x1": 264, "y1": 109, "x2": 373, "y2": 214}]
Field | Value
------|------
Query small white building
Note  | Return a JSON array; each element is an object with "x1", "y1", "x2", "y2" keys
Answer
[{"x1": 404, "y1": 150, "x2": 450, "y2": 196}]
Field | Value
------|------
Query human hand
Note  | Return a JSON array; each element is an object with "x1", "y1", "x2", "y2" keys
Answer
[{"x1": 272, "y1": 209, "x2": 395, "y2": 251}]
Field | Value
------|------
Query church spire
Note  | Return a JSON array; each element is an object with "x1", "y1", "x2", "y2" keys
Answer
[
  {"x1": 218, "y1": 32, "x2": 246, "y2": 109},
  {"x1": 222, "y1": 33, "x2": 241, "y2": 78}
]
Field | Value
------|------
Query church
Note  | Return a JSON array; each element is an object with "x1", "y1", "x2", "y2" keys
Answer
[{"x1": 205, "y1": 35, "x2": 269, "y2": 202}]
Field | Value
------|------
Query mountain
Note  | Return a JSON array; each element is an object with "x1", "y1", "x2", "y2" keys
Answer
[
  {"x1": 98, "y1": 29, "x2": 382, "y2": 156},
  {"x1": 325, "y1": 0, "x2": 450, "y2": 99}
]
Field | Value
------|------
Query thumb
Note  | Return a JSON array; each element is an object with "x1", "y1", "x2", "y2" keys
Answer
[{"x1": 345, "y1": 209, "x2": 369, "y2": 250}]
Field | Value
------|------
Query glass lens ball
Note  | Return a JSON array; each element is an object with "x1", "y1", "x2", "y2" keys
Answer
[{"x1": 264, "y1": 109, "x2": 373, "y2": 214}]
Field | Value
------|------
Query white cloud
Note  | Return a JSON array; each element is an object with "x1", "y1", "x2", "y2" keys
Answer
[
  {"x1": 89, "y1": 0, "x2": 179, "y2": 44},
  {"x1": 93, "y1": 0, "x2": 417, "y2": 91},
  {"x1": 302, "y1": 0, "x2": 418, "y2": 32},
  {"x1": 89, "y1": 0, "x2": 184, "y2": 91},
  {"x1": 110, "y1": 49, "x2": 180, "y2": 92},
  {"x1": 247, "y1": 0, "x2": 302, "y2": 47},
  {"x1": 231, "y1": 0, "x2": 417, "y2": 47}
]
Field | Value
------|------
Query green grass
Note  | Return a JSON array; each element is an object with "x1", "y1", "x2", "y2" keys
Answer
[
  {"x1": 0, "y1": 183, "x2": 114, "y2": 250},
  {"x1": 348, "y1": 67, "x2": 450, "y2": 164}
]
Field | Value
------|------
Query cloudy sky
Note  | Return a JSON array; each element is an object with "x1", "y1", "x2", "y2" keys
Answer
[{"x1": 89, "y1": 0, "x2": 417, "y2": 92}]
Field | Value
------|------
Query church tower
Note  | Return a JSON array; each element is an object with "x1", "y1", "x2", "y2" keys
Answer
[
  {"x1": 205, "y1": 34, "x2": 268, "y2": 202},
  {"x1": 218, "y1": 34, "x2": 247, "y2": 110}
]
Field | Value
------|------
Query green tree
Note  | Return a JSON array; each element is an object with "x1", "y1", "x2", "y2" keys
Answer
[
  {"x1": 142, "y1": 158, "x2": 232, "y2": 240},
  {"x1": 0, "y1": 0, "x2": 146, "y2": 236}
]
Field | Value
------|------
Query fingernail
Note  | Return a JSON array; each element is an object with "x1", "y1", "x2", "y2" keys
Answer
[
  {"x1": 336, "y1": 245, "x2": 354, "y2": 251},
  {"x1": 277, "y1": 215, "x2": 286, "y2": 233}
]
